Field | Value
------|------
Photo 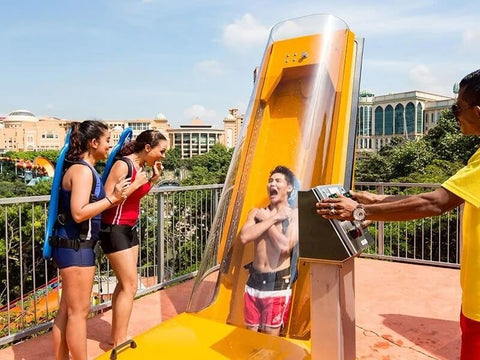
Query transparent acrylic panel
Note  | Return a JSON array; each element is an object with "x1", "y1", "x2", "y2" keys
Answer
[{"x1": 188, "y1": 14, "x2": 360, "y2": 340}]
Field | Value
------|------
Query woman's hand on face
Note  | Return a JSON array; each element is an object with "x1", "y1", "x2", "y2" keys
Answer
[{"x1": 149, "y1": 162, "x2": 163, "y2": 184}]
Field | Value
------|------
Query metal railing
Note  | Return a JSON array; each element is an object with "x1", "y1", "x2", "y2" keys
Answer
[
  {"x1": 355, "y1": 182, "x2": 461, "y2": 268},
  {"x1": 0, "y1": 182, "x2": 461, "y2": 346},
  {"x1": 0, "y1": 184, "x2": 222, "y2": 347}
]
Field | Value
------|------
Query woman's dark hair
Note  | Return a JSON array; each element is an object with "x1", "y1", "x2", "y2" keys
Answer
[
  {"x1": 66, "y1": 120, "x2": 109, "y2": 161},
  {"x1": 120, "y1": 130, "x2": 167, "y2": 156},
  {"x1": 459, "y1": 69, "x2": 480, "y2": 106}
]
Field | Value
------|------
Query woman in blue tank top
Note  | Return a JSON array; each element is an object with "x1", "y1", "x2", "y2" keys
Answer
[{"x1": 51, "y1": 121, "x2": 130, "y2": 360}]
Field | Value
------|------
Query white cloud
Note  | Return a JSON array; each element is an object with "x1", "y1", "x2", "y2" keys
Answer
[
  {"x1": 409, "y1": 64, "x2": 434, "y2": 87},
  {"x1": 193, "y1": 60, "x2": 224, "y2": 77},
  {"x1": 364, "y1": 59, "x2": 411, "y2": 70},
  {"x1": 461, "y1": 29, "x2": 480, "y2": 52},
  {"x1": 408, "y1": 64, "x2": 452, "y2": 95},
  {"x1": 183, "y1": 105, "x2": 216, "y2": 123},
  {"x1": 222, "y1": 13, "x2": 269, "y2": 51},
  {"x1": 362, "y1": 59, "x2": 457, "y2": 96}
]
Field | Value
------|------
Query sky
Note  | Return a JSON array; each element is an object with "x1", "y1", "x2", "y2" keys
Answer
[{"x1": 1, "y1": 0, "x2": 478, "y2": 128}]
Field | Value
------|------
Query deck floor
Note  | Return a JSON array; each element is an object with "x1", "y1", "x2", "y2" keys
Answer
[{"x1": 0, "y1": 257, "x2": 461, "y2": 359}]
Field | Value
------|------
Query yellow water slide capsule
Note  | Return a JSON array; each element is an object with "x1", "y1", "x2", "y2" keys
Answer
[{"x1": 96, "y1": 13, "x2": 363, "y2": 360}]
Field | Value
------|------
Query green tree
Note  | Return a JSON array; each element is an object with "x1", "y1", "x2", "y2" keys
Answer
[
  {"x1": 162, "y1": 147, "x2": 183, "y2": 171},
  {"x1": 423, "y1": 111, "x2": 480, "y2": 164},
  {"x1": 355, "y1": 109, "x2": 480, "y2": 183},
  {"x1": 356, "y1": 108, "x2": 475, "y2": 265},
  {"x1": 182, "y1": 144, "x2": 233, "y2": 185},
  {"x1": 25, "y1": 179, "x2": 54, "y2": 196}
]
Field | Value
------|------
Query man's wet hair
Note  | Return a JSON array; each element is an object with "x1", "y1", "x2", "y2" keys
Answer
[
  {"x1": 270, "y1": 165, "x2": 295, "y2": 186},
  {"x1": 459, "y1": 69, "x2": 480, "y2": 106}
]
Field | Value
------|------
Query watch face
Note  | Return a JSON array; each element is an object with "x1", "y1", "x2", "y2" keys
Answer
[{"x1": 353, "y1": 207, "x2": 366, "y2": 221}]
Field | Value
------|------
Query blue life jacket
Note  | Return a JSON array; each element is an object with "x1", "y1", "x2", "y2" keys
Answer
[{"x1": 55, "y1": 160, "x2": 105, "y2": 242}]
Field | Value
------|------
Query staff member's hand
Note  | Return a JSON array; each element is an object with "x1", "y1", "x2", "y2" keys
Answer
[
  {"x1": 316, "y1": 194, "x2": 358, "y2": 221},
  {"x1": 349, "y1": 190, "x2": 379, "y2": 205}
]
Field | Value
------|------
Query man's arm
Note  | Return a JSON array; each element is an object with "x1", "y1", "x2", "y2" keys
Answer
[
  {"x1": 238, "y1": 208, "x2": 281, "y2": 244},
  {"x1": 317, "y1": 187, "x2": 464, "y2": 222},
  {"x1": 265, "y1": 208, "x2": 295, "y2": 254}
]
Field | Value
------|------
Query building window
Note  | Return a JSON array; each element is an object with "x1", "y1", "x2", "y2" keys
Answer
[
  {"x1": 175, "y1": 134, "x2": 181, "y2": 144},
  {"x1": 416, "y1": 103, "x2": 423, "y2": 133},
  {"x1": 208, "y1": 134, "x2": 216, "y2": 145},
  {"x1": 374, "y1": 106, "x2": 383, "y2": 135},
  {"x1": 359, "y1": 106, "x2": 364, "y2": 136},
  {"x1": 394, "y1": 103, "x2": 405, "y2": 135},
  {"x1": 368, "y1": 107, "x2": 372, "y2": 136},
  {"x1": 128, "y1": 123, "x2": 150, "y2": 131},
  {"x1": 227, "y1": 129, "x2": 233, "y2": 148},
  {"x1": 405, "y1": 102, "x2": 415, "y2": 134},
  {"x1": 385, "y1": 105, "x2": 393, "y2": 135}
]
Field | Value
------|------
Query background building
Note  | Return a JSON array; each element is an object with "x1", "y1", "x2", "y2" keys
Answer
[
  {"x1": 357, "y1": 90, "x2": 455, "y2": 153},
  {"x1": 1, "y1": 90, "x2": 455, "y2": 157},
  {"x1": 0, "y1": 110, "x2": 69, "y2": 152},
  {"x1": 169, "y1": 118, "x2": 224, "y2": 159},
  {"x1": 0, "y1": 109, "x2": 244, "y2": 157},
  {"x1": 222, "y1": 108, "x2": 244, "y2": 149}
]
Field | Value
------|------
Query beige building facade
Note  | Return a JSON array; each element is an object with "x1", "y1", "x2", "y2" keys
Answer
[
  {"x1": 356, "y1": 90, "x2": 455, "y2": 153},
  {"x1": 7, "y1": 92, "x2": 453, "y2": 158},
  {"x1": 0, "y1": 109, "x2": 244, "y2": 158}
]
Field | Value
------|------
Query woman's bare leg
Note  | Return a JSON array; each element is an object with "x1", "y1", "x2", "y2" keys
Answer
[
  {"x1": 107, "y1": 245, "x2": 139, "y2": 346},
  {"x1": 55, "y1": 266, "x2": 95, "y2": 360},
  {"x1": 52, "y1": 294, "x2": 69, "y2": 360}
]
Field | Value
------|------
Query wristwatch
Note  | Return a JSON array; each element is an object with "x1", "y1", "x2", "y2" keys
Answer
[{"x1": 353, "y1": 204, "x2": 366, "y2": 221}]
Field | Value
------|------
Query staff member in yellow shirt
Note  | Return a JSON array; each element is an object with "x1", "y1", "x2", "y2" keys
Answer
[{"x1": 316, "y1": 68, "x2": 480, "y2": 360}]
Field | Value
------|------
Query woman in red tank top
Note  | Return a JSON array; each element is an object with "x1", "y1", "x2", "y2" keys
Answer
[{"x1": 99, "y1": 129, "x2": 168, "y2": 347}]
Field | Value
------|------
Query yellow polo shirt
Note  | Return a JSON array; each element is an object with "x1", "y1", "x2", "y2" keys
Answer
[{"x1": 443, "y1": 148, "x2": 480, "y2": 321}]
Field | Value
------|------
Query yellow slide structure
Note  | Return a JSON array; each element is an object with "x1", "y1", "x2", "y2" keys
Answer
[{"x1": 97, "y1": 13, "x2": 363, "y2": 359}]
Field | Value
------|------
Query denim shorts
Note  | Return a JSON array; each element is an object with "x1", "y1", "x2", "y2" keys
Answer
[{"x1": 51, "y1": 246, "x2": 96, "y2": 269}]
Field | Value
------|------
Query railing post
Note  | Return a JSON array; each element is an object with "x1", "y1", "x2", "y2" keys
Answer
[
  {"x1": 377, "y1": 183, "x2": 385, "y2": 256},
  {"x1": 157, "y1": 192, "x2": 165, "y2": 285}
]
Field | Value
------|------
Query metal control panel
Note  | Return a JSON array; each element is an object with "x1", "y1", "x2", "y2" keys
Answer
[{"x1": 298, "y1": 184, "x2": 374, "y2": 263}]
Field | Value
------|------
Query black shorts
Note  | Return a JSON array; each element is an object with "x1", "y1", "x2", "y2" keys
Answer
[{"x1": 99, "y1": 222, "x2": 138, "y2": 254}]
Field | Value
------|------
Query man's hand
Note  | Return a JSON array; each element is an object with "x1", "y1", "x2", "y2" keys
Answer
[
  {"x1": 349, "y1": 190, "x2": 380, "y2": 205},
  {"x1": 316, "y1": 194, "x2": 358, "y2": 221},
  {"x1": 275, "y1": 207, "x2": 291, "y2": 223},
  {"x1": 254, "y1": 208, "x2": 270, "y2": 223}
]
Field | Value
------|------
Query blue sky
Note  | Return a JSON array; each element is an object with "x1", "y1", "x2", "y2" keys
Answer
[{"x1": 1, "y1": 0, "x2": 478, "y2": 127}]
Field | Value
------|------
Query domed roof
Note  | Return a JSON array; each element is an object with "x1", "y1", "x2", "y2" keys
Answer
[
  {"x1": 191, "y1": 117, "x2": 203, "y2": 125},
  {"x1": 5, "y1": 110, "x2": 38, "y2": 123},
  {"x1": 225, "y1": 113, "x2": 235, "y2": 120},
  {"x1": 359, "y1": 90, "x2": 375, "y2": 97},
  {"x1": 155, "y1": 113, "x2": 167, "y2": 120}
]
